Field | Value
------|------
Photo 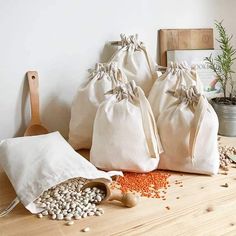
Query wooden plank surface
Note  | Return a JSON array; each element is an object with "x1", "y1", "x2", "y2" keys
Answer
[
  {"x1": 0, "y1": 137, "x2": 236, "y2": 236},
  {"x1": 159, "y1": 29, "x2": 214, "y2": 66}
]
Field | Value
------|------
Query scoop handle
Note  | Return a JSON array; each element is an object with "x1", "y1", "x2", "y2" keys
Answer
[
  {"x1": 27, "y1": 71, "x2": 41, "y2": 124},
  {"x1": 108, "y1": 191, "x2": 139, "y2": 208}
]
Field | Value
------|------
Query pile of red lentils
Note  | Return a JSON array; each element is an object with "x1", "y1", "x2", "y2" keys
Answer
[
  {"x1": 111, "y1": 170, "x2": 171, "y2": 198},
  {"x1": 111, "y1": 142, "x2": 236, "y2": 200}
]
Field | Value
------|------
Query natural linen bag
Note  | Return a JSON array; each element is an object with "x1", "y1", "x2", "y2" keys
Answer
[
  {"x1": 109, "y1": 34, "x2": 157, "y2": 95},
  {"x1": 90, "y1": 81, "x2": 163, "y2": 172},
  {"x1": 148, "y1": 63, "x2": 219, "y2": 175},
  {"x1": 0, "y1": 132, "x2": 121, "y2": 216},
  {"x1": 69, "y1": 62, "x2": 126, "y2": 150}
]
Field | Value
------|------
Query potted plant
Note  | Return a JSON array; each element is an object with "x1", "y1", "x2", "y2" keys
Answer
[{"x1": 205, "y1": 20, "x2": 236, "y2": 136}]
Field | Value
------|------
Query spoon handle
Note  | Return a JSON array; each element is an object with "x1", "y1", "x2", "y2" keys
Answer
[
  {"x1": 27, "y1": 71, "x2": 41, "y2": 124},
  {"x1": 108, "y1": 191, "x2": 138, "y2": 208},
  {"x1": 109, "y1": 191, "x2": 123, "y2": 202}
]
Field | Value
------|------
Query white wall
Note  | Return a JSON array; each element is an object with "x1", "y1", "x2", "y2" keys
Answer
[{"x1": 0, "y1": 0, "x2": 235, "y2": 140}]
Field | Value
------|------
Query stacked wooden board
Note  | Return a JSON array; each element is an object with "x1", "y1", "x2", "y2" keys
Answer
[{"x1": 158, "y1": 28, "x2": 214, "y2": 66}]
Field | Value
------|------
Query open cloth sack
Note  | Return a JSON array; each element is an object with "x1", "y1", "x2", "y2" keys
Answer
[
  {"x1": 0, "y1": 132, "x2": 121, "y2": 216},
  {"x1": 90, "y1": 80, "x2": 163, "y2": 172},
  {"x1": 148, "y1": 62, "x2": 219, "y2": 175},
  {"x1": 68, "y1": 62, "x2": 127, "y2": 150},
  {"x1": 109, "y1": 34, "x2": 157, "y2": 95}
]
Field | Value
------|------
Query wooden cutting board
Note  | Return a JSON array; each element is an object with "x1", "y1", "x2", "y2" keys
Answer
[{"x1": 159, "y1": 28, "x2": 214, "y2": 66}]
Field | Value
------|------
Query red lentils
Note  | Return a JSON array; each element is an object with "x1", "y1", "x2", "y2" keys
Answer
[
  {"x1": 112, "y1": 170, "x2": 171, "y2": 198},
  {"x1": 206, "y1": 206, "x2": 214, "y2": 212}
]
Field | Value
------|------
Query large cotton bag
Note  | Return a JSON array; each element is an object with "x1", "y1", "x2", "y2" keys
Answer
[
  {"x1": 69, "y1": 62, "x2": 126, "y2": 150},
  {"x1": 148, "y1": 63, "x2": 219, "y2": 175},
  {"x1": 90, "y1": 81, "x2": 163, "y2": 172},
  {"x1": 0, "y1": 132, "x2": 121, "y2": 215},
  {"x1": 109, "y1": 34, "x2": 157, "y2": 95}
]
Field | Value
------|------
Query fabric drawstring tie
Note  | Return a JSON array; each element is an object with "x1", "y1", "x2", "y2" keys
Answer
[
  {"x1": 106, "y1": 81, "x2": 163, "y2": 158},
  {"x1": 141, "y1": 45, "x2": 156, "y2": 79},
  {"x1": 0, "y1": 197, "x2": 20, "y2": 217},
  {"x1": 117, "y1": 34, "x2": 156, "y2": 80},
  {"x1": 88, "y1": 62, "x2": 127, "y2": 89},
  {"x1": 189, "y1": 95, "x2": 208, "y2": 161},
  {"x1": 166, "y1": 62, "x2": 207, "y2": 161},
  {"x1": 135, "y1": 86, "x2": 163, "y2": 157},
  {"x1": 168, "y1": 85, "x2": 207, "y2": 161}
]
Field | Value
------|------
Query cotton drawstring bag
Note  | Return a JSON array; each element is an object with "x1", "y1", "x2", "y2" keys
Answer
[
  {"x1": 148, "y1": 62, "x2": 204, "y2": 121},
  {"x1": 90, "y1": 81, "x2": 163, "y2": 172},
  {"x1": 69, "y1": 62, "x2": 127, "y2": 150},
  {"x1": 0, "y1": 132, "x2": 121, "y2": 216},
  {"x1": 148, "y1": 63, "x2": 219, "y2": 175},
  {"x1": 109, "y1": 34, "x2": 157, "y2": 95}
]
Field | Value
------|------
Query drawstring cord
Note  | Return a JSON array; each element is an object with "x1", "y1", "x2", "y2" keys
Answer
[
  {"x1": 168, "y1": 85, "x2": 207, "y2": 161},
  {"x1": 106, "y1": 81, "x2": 163, "y2": 158},
  {"x1": 0, "y1": 197, "x2": 20, "y2": 217},
  {"x1": 136, "y1": 86, "x2": 163, "y2": 157},
  {"x1": 88, "y1": 62, "x2": 127, "y2": 88},
  {"x1": 112, "y1": 34, "x2": 156, "y2": 80}
]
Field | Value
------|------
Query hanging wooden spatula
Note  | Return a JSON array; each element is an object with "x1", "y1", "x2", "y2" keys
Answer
[{"x1": 24, "y1": 71, "x2": 48, "y2": 136}]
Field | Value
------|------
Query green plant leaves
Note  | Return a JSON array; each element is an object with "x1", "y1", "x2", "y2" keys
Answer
[{"x1": 204, "y1": 20, "x2": 236, "y2": 99}]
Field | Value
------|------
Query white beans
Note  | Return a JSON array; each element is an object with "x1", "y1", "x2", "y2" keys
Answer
[
  {"x1": 219, "y1": 145, "x2": 236, "y2": 170},
  {"x1": 66, "y1": 221, "x2": 74, "y2": 226},
  {"x1": 57, "y1": 214, "x2": 64, "y2": 220},
  {"x1": 74, "y1": 214, "x2": 81, "y2": 220},
  {"x1": 41, "y1": 211, "x2": 47, "y2": 216},
  {"x1": 81, "y1": 227, "x2": 90, "y2": 232},
  {"x1": 34, "y1": 178, "x2": 105, "y2": 222}
]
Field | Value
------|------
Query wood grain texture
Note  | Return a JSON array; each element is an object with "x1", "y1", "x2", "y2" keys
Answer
[
  {"x1": 24, "y1": 71, "x2": 48, "y2": 136},
  {"x1": 0, "y1": 137, "x2": 236, "y2": 236},
  {"x1": 159, "y1": 29, "x2": 214, "y2": 66},
  {"x1": 27, "y1": 71, "x2": 41, "y2": 124}
]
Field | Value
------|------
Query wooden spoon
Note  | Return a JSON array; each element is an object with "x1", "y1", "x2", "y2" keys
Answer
[
  {"x1": 82, "y1": 181, "x2": 139, "y2": 208},
  {"x1": 24, "y1": 71, "x2": 48, "y2": 136}
]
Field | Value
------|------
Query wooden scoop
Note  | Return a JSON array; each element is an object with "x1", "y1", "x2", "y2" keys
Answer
[
  {"x1": 82, "y1": 181, "x2": 139, "y2": 208},
  {"x1": 24, "y1": 71, "x2": 48, "y2": 136}
]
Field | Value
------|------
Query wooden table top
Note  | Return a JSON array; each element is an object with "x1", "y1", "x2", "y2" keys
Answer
[{"x1": 0, "y1": 137, "x2": 236, "y2": 236}]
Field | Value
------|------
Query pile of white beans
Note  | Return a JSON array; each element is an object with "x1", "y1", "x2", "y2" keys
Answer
[
  {"x1": 34, "y1": 178, "x2": 105, "y2": 221},
  {"x1": 219, "y1": 145, "x2": 236, "y2": 170}
]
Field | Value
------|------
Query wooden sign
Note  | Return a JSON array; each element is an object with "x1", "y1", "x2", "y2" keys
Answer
[{"x1": 159, "y1": 28, "x2": 214, "y2": 66}]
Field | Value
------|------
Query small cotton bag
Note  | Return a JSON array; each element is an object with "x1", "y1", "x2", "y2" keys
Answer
[
  {"x1": 69, "y1": 62, "x2": 126, "y2": 150},
  {"x1": 109, "y1": 34, "x2": 157, "y2": 95},
  {"x1": 148, "y1": 63, "x2": 219, "y2": 175},
  {"x1": 90, "y1": 81, "x2": 163, "y2": 172},
  {"x1": 0, "y1": 132, "x2": 121, "y2": 216}
]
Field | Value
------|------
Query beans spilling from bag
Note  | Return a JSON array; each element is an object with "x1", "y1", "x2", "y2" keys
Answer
[
  {"x1": 35, "y1": 178, "x2": 105, "y2": 221},
  {"x1": 219, "y1": 145, "x2": 236, "y2": 170},
  {"x1": 112, "y1": 171, "x2": 171, "y2": 198}
]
